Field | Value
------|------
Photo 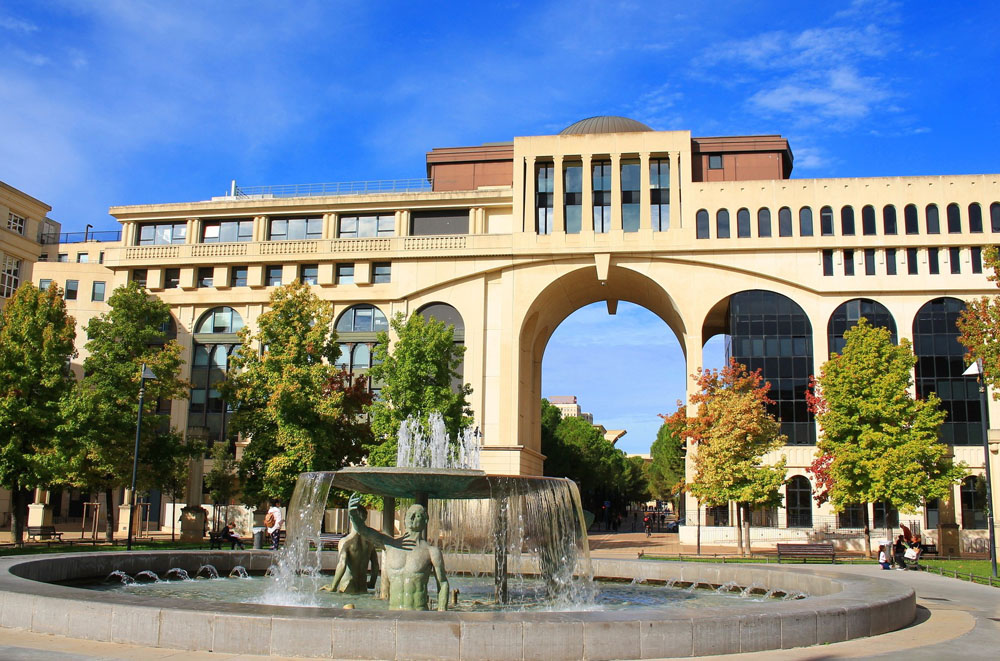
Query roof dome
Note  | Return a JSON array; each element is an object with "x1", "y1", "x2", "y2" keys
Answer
[{"x1": 559, "y1": 115, "x2": 652, "y2": 135}]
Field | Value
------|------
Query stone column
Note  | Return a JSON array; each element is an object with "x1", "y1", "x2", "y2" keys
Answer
[
  {"x1": 639, "y1": 152, "x2": 651, "y2": 231},
  {"x1": 179, "y1": 458, "x2": 207, "y2": 541},
  {"x1": 188, "y1": 218, "x2": 201, "y2": 244},
  {"x1": 524, "y1": 156, "x2": 536, "y2": 233},
  {"x1": 610, "y1": 153, "x2": 622, "y2": 233},
  {"x1": 581, "y1": 155, "x2": 594, "y2": 237},
  {"x1": 552, "y1": 155, "x2": 565, "y2": 234}
]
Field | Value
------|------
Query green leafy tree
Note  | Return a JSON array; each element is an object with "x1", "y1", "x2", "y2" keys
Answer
[
  {"x1": 686, "y1": 359, "x2": 787, "y2": 555},
  {"x1": 647, "y1": 402, "x2": 687, "y2": 510},
  {"x1": 221, "y1": 281, "x2": 372, "y2": 504},
  {"x1": 204, "y1": 442, "x2": 238, "y2": 530},
  {"x1": 0, "y1": 283, "x2": 77, "y2": 545},
  {"x1": 622, "y1": 455, "x2": 651, "y2": 507},
  {"x1": 59, "y1": 281, "x2": 191, "y2": 541},
  {"x1": 365, "y1": 312, "x2": 472, "y2": 467},
  {"x1": 810, "y1": 318, "x2": 964, "y2": 553}
]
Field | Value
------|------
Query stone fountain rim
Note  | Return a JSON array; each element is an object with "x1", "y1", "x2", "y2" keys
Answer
[
  {"x1": 327, "y1": 466, "x2": 576, "y2": 500},
  {"x1": 0, "y1": 550, "x2": 914, "y2": 660}
]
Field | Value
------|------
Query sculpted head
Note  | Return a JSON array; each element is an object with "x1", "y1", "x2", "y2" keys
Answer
[{"x1": 405, "y1": 504, "x2": 428, "y2": 533}]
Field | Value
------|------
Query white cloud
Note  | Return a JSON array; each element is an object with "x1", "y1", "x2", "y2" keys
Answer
[
  {"x1": 0, "y1": 14, "x2": 38, "y2": 32},
  {"x1": 749, "y1": 66, "x2": 890, "y2": 123}
]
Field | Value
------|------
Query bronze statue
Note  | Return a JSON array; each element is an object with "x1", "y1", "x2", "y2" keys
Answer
[
  {"x1": 346, "y1": 492, "x2": 449, "y2": 611},
  {"x1": 320, "y1": 505, "x2": 379, "y2": 595}
]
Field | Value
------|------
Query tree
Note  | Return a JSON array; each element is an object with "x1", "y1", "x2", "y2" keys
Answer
[
  {"x1": 204, "y1": 442, "x2": 238, "y2": 530},
  {"x1": 0, "y1": 283, "x2": 76, "y2": 545},
  {"x1": 686, "y1": 359, "x2": 787, "y2": 555},
  {"x1": 647, "y1": 402, "x2": 687, "y2": 509},
  {"x1": 811, "y1": 318, "x2": 965, "y2": 553},
  {"x1": 622, "y1": 455, "x2": 651, "y2": 507},
  {"x1": 221, "y1": 281, "x2": 372, "y2": 504},
  {"x1": 59, "y1": 281, "x2": 192, "y2": 542},
  {"x1": 959, "y1": 245, "x2": 1000, "y2": 392},
  {"x1": 365, "y1": 312, "x2": 472, "y2": 467}
]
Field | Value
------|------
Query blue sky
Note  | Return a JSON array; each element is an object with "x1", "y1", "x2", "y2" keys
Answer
[{"x1": 2, "y1": 1, "x2": 998, "y2": 454}]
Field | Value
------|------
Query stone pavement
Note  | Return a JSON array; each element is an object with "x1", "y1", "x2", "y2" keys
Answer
[{"x1": 0, "y1": 531, "x2": 996, "y2": 659}]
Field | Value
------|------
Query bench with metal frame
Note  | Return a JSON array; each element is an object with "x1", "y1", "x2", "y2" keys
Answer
[
  {"x1": 26, "y1": 525, "x2": 63, "y2": 543},
  {"x1": 776, "y1": 542, "x2": 836, "y2": 563}
]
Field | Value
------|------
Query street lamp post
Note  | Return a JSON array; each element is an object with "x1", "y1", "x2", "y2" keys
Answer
[
  {"x1": 127, "y1": 364, "x2": 157, "y2": 551},
  {"x1": 964, "y1": 359, "x2": 998, "y2": 577}
]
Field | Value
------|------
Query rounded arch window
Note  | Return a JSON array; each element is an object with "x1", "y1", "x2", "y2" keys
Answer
[
  {"x1": 417, "y1": 302, "x2": 465, "y2": 332},
  {"x1": 336, "y1": 304, "x2": 388, "y2": 333},
  {"x1": 913, "y1": 297, "x2": 977, "y2": 446},
  {"x1": 827, "y1": 298, "x2": 897, "y2": 356},
  {"x1": 725, "y1": 289, "x2": 814, "y2": 445},
  {"x1": 786, "y1": 476, "x2": 813, "y2": 528},
  {"x1": 195, "y1": 307, "x2": 244, "y2": 335}
]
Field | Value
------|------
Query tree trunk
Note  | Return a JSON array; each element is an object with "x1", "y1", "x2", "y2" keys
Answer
[
  {"x1": 742, "y1": 503, "x2": 752, "y2": 556},
  {"x1": 696, "y1": 502, "x2": 701, "y2": 555},
  {"x1": 10, "y1": 481, "x2": 28, "y2": 547},
  {"x1": 735, "y1": 503, "x2": 744, "y2": 556},
  {"x1": 104, "y1": 487, "x2": 116, "y2": 543},
  {"x1": 862, "y1": 502, "x2": 872, "y2": 558}
]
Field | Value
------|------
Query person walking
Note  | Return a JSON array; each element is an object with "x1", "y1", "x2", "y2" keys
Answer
[{"x1": 265, "y1": 500, "x2": 284, "y2": 551}]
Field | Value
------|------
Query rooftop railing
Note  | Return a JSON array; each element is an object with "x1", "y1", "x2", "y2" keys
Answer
[
  {"x1": 231, "y1": 178, "x2": 434, "y2": 199},
  {"x1": 41, "y1": 230, "x2": 122, "y2": 245}
]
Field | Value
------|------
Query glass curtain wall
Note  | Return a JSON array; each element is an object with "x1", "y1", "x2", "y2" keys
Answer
[{"x1": 827, "y1": 298, "x2": 897, "y2": 355}]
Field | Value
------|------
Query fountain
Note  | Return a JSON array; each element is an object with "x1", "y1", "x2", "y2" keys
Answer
[{"x1": 0, "y1": 412, "x2": 918, "y2": 658}]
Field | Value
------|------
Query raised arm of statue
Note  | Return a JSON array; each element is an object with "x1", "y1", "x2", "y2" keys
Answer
[
  {"x1": 348, "y1": 492, "x2": 393, "y2": 549},
  {"x1": 430, "y1": 545, "x2": 449, "y2": 612}
]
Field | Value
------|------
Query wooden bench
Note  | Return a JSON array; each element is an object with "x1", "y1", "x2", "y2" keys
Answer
[
  {"x1": 776, "y1": 542, "x2": 836, "y2": 563},
  {"x1": 318, "y1": 533, "x2": 345, "y2": 550},
  {"x1": 208, "y1": 530, "x2": 225, "y2": 549},
  {"x1": 920, "y1": 543, "x2": 938, "y2": 556},
  {"x1": 26, "y1": 525, "x2": 63, "y2": 542}
]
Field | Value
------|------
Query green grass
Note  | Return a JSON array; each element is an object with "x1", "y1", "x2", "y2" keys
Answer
[
  {"x1": 0, "y1": 539, "x2": 207, "y2": 557},
  {"x1": 920, "y1": 558, "x2": 999, "y2": 586}
]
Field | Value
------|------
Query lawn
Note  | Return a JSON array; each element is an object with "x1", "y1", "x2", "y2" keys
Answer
[{"x1": 0, "y1": 540, "x2": 206, "y2": 557}]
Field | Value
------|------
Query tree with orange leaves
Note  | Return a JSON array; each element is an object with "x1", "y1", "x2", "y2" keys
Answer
[{"x1": 686, "y1": 358, "x2": 786, "y2": 555}]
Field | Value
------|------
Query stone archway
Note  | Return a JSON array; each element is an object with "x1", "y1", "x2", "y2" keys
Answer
[{"x1": 512, "y1": 261, "x2": 685, "y2": 474}]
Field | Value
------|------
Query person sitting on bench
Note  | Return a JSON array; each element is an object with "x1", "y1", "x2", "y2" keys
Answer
[{"x1": 220, "y1": 522, "x2": 244, "y2": 550}]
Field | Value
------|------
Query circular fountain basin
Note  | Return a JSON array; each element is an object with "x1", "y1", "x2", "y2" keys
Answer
[{"x1": 0, "y1": 550, "x2": 914, "y2": 660}]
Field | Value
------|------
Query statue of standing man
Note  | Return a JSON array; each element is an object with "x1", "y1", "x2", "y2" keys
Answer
[
  {"x1": 346, "y1": 492, "x2": 449, "y2": 611},
  {"x1": 320, "y1": 504, "x2": 379, "y2": 595}
]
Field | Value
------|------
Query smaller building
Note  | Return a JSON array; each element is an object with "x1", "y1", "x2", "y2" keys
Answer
[
  {"x1": 0, "y1": 181, "x2": 59, "y2": 311},
  {"x1": 548, "y1": 395, "x2": 594, "y2": 423}
]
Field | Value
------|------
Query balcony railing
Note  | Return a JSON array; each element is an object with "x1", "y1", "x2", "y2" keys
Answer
[
  {"x1": 41, "y1": 230, "x2": 122, "y2": 245},
  {"x1": 231, "y1": 178, "x2": 434, "y2": 199}
]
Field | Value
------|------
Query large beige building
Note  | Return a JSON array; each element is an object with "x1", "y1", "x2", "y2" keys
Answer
[{"x1": 19, "y1": 116, "x2": 1000, "y2": 552}]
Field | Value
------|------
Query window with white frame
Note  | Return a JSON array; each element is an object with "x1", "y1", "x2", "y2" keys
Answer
[
  {"x1": 7, "y1": 212, "x2": 26, "y2": 235},
  {"x1": 0, "y1": 255, "x2": 21, "y2": 297}
]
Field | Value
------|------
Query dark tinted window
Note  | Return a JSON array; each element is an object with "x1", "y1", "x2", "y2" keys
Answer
[
  {"x1": 799, "y1": 207, "x2": 813, "y2": 236},
  {"x1": 778, "y1": 207, "x2": 792, "y2": 237},
  {"x1": 928, "y1": 247, "x2": 940, "y2": 274},
  {"x1": 828, "y1": 298, "x2": 897, "y2": 356},
  {"x1": 696, "y1": 209, "x2": 710, "y2": 239},
  {"x1": 737, "y1": 208, "x2": 751, "y2": 238},
  {"x1": 949, "y1": 247, "x2": 961, "y2": 274},
  {"x1": 841, "y1": 206, "x2": 855, "y2": 235},
  {"x1": 822, "y1": 250, "x2": 833, "y2": 276},
  {"x1": 882, "y1": 205, "x2": 897, "y2": 235},
  {"x1": 757, "y1": 208, "x2": 771, "y2": 237},
  {"x1": 926, "y1": 204, "x2": 940, "y2": 234},
  {"x1": 843, "y1": 249, "x2": 855, "y2": 276},
  {"x1": 865, "y1": 249, "x2": 875, "y2": 275},
  {"x1": 947, "y1": 203, "x2": 962, "y2": 233},
  {"x1": 410, "y1": 210, "x2": 469, "y2": 236},
  {"x1": 905, "y1": 204, "x2": 919, "y2": 234},
  {"x1": 972, "y1": 247, "x2": 982, "y2": 273},
  {"x1": 907, "y1": 248, "x2": 918, "y2": 274},
  {"x1": 968, "y1": 203, "x2": 983, "y2": 233},
  {"x1": 886, "y1": 248, "x2": 897, "y2": 275},
  {"x1": 820, "y1": 206, "x2": 834, "y2": 236},
  {"x1": 716, "y1": 209, "x2": 730, "y2": 238},
  {"x1": 862, "y1": 205, "x2": 876, "y2": 235}
]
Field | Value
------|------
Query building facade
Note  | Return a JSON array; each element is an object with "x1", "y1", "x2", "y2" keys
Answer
[{"x1": 21, "y1": 116, "x2": 1000, "y2": 552}]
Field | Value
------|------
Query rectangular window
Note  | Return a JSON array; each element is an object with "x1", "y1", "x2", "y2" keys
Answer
[
  {"x1": 202, "y1": 219, "x2": 254, "y2": 243},
  {"x1": 907, "y1": 247, "x2": 919, "y2": 274},
  {"x1": 39, "y1": 253, "x2": 47, "y2": 262},
  {"x1": 864, "y1": 248, "x2": 875, "y2": 275},
  {"x1": 137, "y1": 222, "x2": 186, "y2": 245},
  {"x1": 563, "y1": 163, "x2": 583, "y2": 234},
  {"x1": 6, "y1": 212, "x2": 26, "y2": 235},
  {"x1": 336, "y1": 263, "x2": 354, "y2": 284},
  {"x1": 592, "y1": 161, "x2": 611, "y2": 233},
  {"x1": 536, "y1": 163, "x2": 554, "y2": 235},
  {"x1": 132, "y1": 269, "x2": 147, "y2": 287},
  {"x1": 57, "y1": 253, "x2": 68, "y2": 262},
  {"x1": 886, "y1": 248, "x2": 897, "y2": 275},
  {"x1": 265, "y1": 265, "x2": 283, "y2": 287},
  {"x1": 822, "y1": 249, "x2": 834, "y2": 276},
  {"x1": 843, "y1": 249, "x2": 855, "y2": 276},
  {"x1": 972, "y1": 247, "x2": 983, "y2": 274},
  {"x1": 0, "y1": 256, "x2": 21, "y2": 297},
  {"x1": 76, "y1": 253, "x2": 89, "y2": 263},
  {"x1": 373, "y1": 262, "x2": 391, "y2": 283},
  {"x1": 269, "y1": 217, "x2": 322, "y2": 241},
  {"x1": 91, "y1": 281, "x2": 106, "y2": 302},
  {"x1": 65, "y1": 279, "x2": 78, "y2": 300},
  {"x1": 338, "y1": 214, "x2": 395, "y2": 238},
  {"x1": 928, "y1": 247, "x2": 940, "y2": 274},
  {"x1": 708, "y1": 154, "x2": 723, "y2": 169},
  {"x1": 620, "y1": 160, "x2": 640, "y2": 232},
  {"x1": 650, "y1": 158, "x2": 669, "y2": 231},
  {"x1": 165, "y1": 268, "x2": 180, "y2": 289},
  {"x1": 39, "y1": 279, "x2": 52, "y2": 291},
  {"x1": 231, "y1": 266, "x2": 248, "y2": 287},
  {"x1": 98, "y1": 251, "x2": 105, "y2": 264},
  {"x1": 410, "y1": 210, "x2": 469, "y2": 236},
  {"x1": 950, "y1": 247, "x2": 961, "y2": 274},
  {"x1": 197, "y1": 267, "x2": 214, "y2": 288},
  {"x1": 300, "y1": 264, "x2": 319, "y2": 285}
]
